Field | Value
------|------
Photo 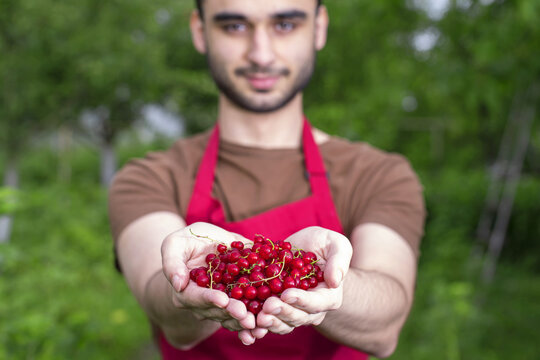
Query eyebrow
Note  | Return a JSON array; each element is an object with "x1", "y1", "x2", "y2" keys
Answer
[
  {"x1": 213, "y1": 10, "x2": 308, "y2": 23},
  {"x1": 213, "y1": 12, "x2": 247, "y2": 22},
  {"x1": 272, "y1": 10, "x2": 308, "y2": 21}
]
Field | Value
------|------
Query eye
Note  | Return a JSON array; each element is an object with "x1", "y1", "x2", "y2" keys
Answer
[
  {"x1": 223, "y1": 23, "x2": 248, "y2": 33},
  {"x1": 275, "y1": 21, "x2": 296, "y2": 33}
]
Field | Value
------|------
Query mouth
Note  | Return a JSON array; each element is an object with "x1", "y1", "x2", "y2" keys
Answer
[
  {"x1": 245, "y1": 75, "x2": 280, "y2": 91},
  {"x1": 235, "y1": 67, "x2": 290, "y2": 91}
]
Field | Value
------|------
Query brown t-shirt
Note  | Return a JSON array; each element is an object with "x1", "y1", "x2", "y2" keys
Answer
[{"x1": 109, "y1": 130, "x2": 426, "y2": 256}]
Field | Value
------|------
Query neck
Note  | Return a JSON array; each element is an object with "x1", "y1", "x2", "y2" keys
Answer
[{"x1": 217, "y1": 94, "x2": 304, "y2": 149}]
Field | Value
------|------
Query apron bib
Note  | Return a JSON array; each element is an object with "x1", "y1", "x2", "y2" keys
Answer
[{"x1": 160, "y1": 118, "x2": 368, "y2": 360}]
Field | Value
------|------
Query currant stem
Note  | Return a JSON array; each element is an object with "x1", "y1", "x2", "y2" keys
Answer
[{"x1": 189, "y1": 229, "x2": 223, "y2": 245}]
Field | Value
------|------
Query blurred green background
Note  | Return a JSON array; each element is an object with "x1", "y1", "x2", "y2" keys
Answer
[{"x1": 1, "y1": 0, "x2": 539, "y2": 359}]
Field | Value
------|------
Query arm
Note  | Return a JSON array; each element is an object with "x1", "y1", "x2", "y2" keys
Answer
[
  {"x1": 116, "y1": 212, "x2": 257, "y2": 349},
  {"x1": 254, "y1": 223, "x2": 416, "y2": 358},
  {"x1": 315, "y1": 223, "x2": 416, "y2": 358}
]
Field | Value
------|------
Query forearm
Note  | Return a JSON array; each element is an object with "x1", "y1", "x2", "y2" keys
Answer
[
  {"x1": 316, "y1": 268, "x2": 411, "y2": 358},
  {"x1": 143, "y1": 269, "x2": 221, "y2": 350}
]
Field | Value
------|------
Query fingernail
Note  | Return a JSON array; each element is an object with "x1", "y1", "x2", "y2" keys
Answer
[
  {"x1": 285, "y1": 297, "x2": 297, "y2": 305},
  {"x1": 272, "y1": 307, "x2": 282, "y2": 315},
  {"x1": 172, "y1": 275, "x2": 181, "y2": 292}
]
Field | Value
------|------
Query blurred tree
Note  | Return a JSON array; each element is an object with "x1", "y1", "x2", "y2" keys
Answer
[
  {"x1": 65, "y1": 0, "x2": 178, "y2": 186},
  {"x1": 409, "y1": 0, "x2": 540, "y2": 168}
]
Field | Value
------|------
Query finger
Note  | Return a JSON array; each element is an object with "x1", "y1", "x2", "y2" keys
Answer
[
  {"x1": 162, "y1": 232, "x2": 192, "y2": 292},
  {"x1": 226, "y1": 299, "x2": 256, "y2": 329},
  {"x1": 238, "y1": 330, "x2": 257, "y2": 345},
  {"x1": 321, "y1": 231, "x2": 353, "y2": 288},
  {"x1": 276, "y1": 303, "x2": 326, "y2": 328},
  {"x1": 279, "y1": 284, "x2": 342, "y2": 314},
  {"x1": 256, "y1": 312, "x2": 294, "y2": 335},
  {"x1": 260, "y1": 296, "x2": 317, "y2": 328},
  {"x1": 251, "y1": 328, "x2": 268, "y2": 339},
  {"x1": 225, "y1": 299, "x2": 248, "y2": 320},
  {"x1": 176, "y1": 282, "x2": 230, "y2": 309}
]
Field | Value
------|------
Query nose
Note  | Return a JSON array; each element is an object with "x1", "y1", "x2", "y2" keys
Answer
[{"x1": 247, "y1": 26, "x2": 275, "y2": 68}]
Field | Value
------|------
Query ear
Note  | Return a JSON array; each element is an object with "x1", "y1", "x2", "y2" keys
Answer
[
  {"x1": 314, "y1": 5, "x2": 329, "y2": 51},
  {"x1": 190, "y1": 10, "x2": 207, "y2": 54}
]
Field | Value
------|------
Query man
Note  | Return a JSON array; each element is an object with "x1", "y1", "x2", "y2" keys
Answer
[{"x1": 108, "y1": 0, "x2": 425, "y2": 359}]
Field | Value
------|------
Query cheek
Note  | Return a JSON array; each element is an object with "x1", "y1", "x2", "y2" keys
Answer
[
  {"x1": 278, "y1": 42, "x2": 314, "y2": 69},
  {"x1": 208, "y1": 35, "x2": 248, "y2": 64}
]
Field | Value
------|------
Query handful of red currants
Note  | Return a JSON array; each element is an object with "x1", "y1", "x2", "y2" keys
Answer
[{"x1": 189, "y1": 234, "x2": 325, "y2": 315}]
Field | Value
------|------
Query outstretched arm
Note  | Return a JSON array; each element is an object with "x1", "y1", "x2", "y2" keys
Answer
[
  {"x1": 315, "y1": 223, "x2": 416, "y2": 358},
  {"x1": 255, "y1": 223, "x2": 416, "y2": 358},
  {"x1": 116, "y1": 213, "x2": 258, "y2": 349}
]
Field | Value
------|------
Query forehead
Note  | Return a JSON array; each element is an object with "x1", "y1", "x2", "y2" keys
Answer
[{"x1": 203, "y1": 0, "x2": 317, "y2": 20}]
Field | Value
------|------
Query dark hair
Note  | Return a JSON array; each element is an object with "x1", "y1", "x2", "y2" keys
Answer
[{"x1": 195, "y1": 0, "x2": 322, "y2": 18}]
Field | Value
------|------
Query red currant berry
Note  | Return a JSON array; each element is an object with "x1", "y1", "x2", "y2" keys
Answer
[
  {"x1": 226, "y1": 263, "x2": 240, "y2": 276},
  {"x1": 244, "y1": 286, "x2": 257, "y2": 300},
  {"x1": 237, "y1": 276, "x2": 250, "y2": 288},
  {"x1": 196, "y1": 274, "x2": 210, "y2": 288},
  {"x1": 303, "y1": 252, "x2": 317, "y2": 264},
  {"x1": 268, "y1": 278, "x2": 283, "y2": 294},
  {"x1": 290, "y1": 268, "x2": 301, "y2": 280},
  {"x1": 210, "y1": 257, "x2": 220, "y2": 268},
  {"x1": 241, "y1": 248, "x2": 251, "y2": 257},
  {"x1": 257, "y1": 285, "x2": 271, "y2": 300},
  {"x1": 265, "y1": 263, "x2": 282, "y2": 278},
  {"x1": 230, "y1": 287, "x2": 243, "y2": 300},
  {"x1": 205, "y1": 253, "x2": 217, "y2": 264},
  {"x1": 217, "y1": 244, "x2": 228, "y2": 254},
  {"x1": 299, "y1": 279, "x2": 310, "y2": 290},
  {"x1": 283, "y1": 276, "x2": 296, "y2": 290},
  {"x1": 222, "y1": 272, "x2": 234, "y2": 285},
  {"x1": 211, "y1": 271, "x2": 222, "y2": 284},
  {"x1": 229, "y1": 250, "x2": 241, "y2": 263},
  {"x1": 247, "y1": 252, "x2": 260, "y2": 264},
  {"x1": 291, "y1": 258, "x2": 304, "y2": 269},
  {"x1": 249, "y1": 271, "x2": 265, "y2": 285},
  {"x1": 247, "y1": 300, "x2": 262, "y2": 314},
  {"x1": 214, "y1": 283, "x2": 226, "y2": 292},
  {"x1": 237, "y1": 257, "x2": 249, "y2": 269},
  {"x1": 231, "y1": 241, "x2": 244, "y2": 250},
  {"x1": 216, "y1": 261, "x2": 226, "y2": 272},
  {"x1": 253, "y1": 234, "x2": 265, "y2": 243},
  {"x1": 259, "y1": 245, "x2": 272, "y2": 259},
  {"x1": 278, "y1": 250, "x2": 293, "y2": 264}
]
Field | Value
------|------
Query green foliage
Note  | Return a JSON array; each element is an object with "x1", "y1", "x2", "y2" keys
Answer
[
  {"x1": 1, "y1": 0, "x2": 539, "y2": 359},
  {"x1": 0, "y1": 187, "x2": 21, "y2": 215},
  {"x1": 0, "y1": 179, "x2": 151, "y2": 359}
]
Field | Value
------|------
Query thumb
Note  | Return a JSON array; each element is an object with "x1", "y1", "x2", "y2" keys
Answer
[
  {"x1": 162, "y1": 232, "x2": 191, "y2": 292},
  {"x1": 322, "y1": 232, "x2": 353, "y2": 288}
]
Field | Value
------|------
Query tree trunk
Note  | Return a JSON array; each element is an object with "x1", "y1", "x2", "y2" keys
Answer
[
  {"x1": 100, "y1": 140, "x2": 117, "y2": 187},
  {"x1": 58, "y1": 125, "x2": 72, "y2": 183},
  {"x1": 0, "y1": 158, "x2": 19, "y2": 243}
]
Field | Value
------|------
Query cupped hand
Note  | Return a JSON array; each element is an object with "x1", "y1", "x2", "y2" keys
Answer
[
  {"x1": 161, "y1": 222, "x2": 257, "y2": 335},
  {"x1": 256, "y1": 227, "x2": 352, "y2": 334}
]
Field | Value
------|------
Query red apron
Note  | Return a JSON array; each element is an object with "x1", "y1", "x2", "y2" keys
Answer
[{"x1": 160, "y1": 118, "x2": 368, "y2": 360}]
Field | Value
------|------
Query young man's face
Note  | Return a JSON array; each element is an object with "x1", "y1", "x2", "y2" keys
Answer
[{"x1": 191, "y1": 0, "x2": 328, "y2": 113}]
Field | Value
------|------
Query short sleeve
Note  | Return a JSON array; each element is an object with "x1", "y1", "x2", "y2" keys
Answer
[
  {"x1": 108, "y1": 152, "x2": 180, "y2": 242},
  {"x1": 354, "y1": 155, "x2": 426, "y2": 256}
]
